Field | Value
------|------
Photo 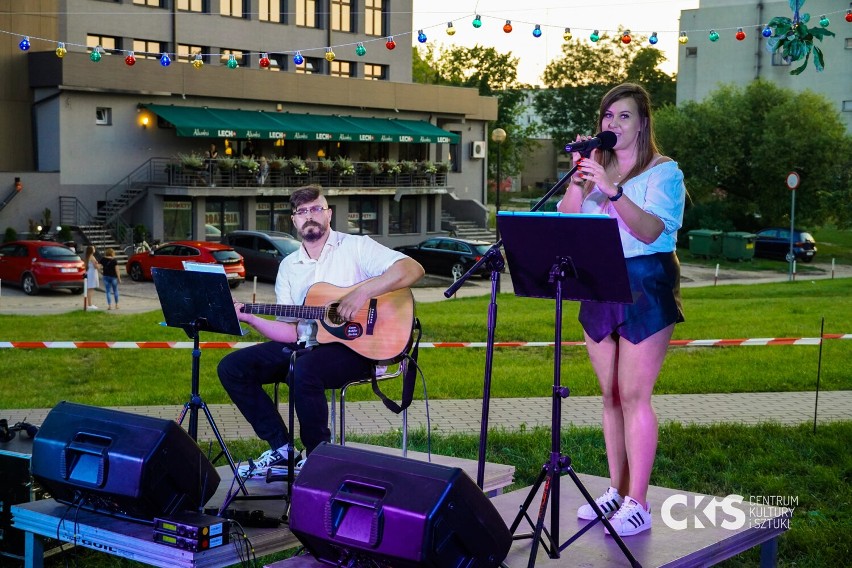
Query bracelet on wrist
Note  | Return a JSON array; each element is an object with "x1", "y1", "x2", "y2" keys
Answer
[{"x1": 608, "y1": 185, "x2": 624, "y2": 202}]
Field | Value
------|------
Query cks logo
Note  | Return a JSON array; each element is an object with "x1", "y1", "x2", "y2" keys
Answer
[{"x1": 661, "y1": 494, "x2": 746, "y2": 530}]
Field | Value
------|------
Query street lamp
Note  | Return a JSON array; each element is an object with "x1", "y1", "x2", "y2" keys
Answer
[{"x1": 491, "y1": 128, "x2": 507, "y2": 241}]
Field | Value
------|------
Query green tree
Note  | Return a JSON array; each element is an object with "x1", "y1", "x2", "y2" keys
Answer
[
  {"x1": 413, "y1": 44, "x2": 536, "y2": 178},
  {"x1": 534, "y1": 31, "x2": 676, "y2": 145},
  {"x1": 655, "y1": 80, "x2": 852, "y2": 229}
]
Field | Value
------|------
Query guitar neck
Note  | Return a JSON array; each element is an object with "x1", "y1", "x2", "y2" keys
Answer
[{"x1": 241, "y1": 303, "x2": 326, "y2": 320}]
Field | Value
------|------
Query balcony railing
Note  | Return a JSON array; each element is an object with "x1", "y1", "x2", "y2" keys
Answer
[{"x1": 150, "y1": 158, "x2": 449, "y2": 190}]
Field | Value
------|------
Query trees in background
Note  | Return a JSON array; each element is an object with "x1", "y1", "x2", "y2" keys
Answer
[{"x1": 655, "y1": 80, "x2": 852, "y2": 230}]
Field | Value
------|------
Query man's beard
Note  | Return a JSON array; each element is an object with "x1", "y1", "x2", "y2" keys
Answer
[{"x1": 299, "y1": 221, "x2": 327, "y2": 243}]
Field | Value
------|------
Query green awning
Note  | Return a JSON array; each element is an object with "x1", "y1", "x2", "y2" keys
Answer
[{"x1": 143, "y1": 104, "x2": 459, "y2": 143}]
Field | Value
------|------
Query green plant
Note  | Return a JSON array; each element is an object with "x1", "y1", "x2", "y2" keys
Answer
[
  {"x1": 238, "y1": 158, "x2": 259, "y2": 172},
  {"x1": 335, "y1": 156, "x2": 355, "y2": 176},
  {"x1": 364, "y1": 161, "x2": 382, "y2": 175},
  {"x1": 317, "y1": 158, "x2": 335, "y2": 171},
  {"x1": 269, "y1": 157, "x2": 287, "y2": 170},
  {"x1": 217, "y1": 157, "x2": 236, "y2": 171},
  {"x1": 766, "y1": 1, "x2": 836, "y2": 75},
  {"x1": 399, "y1": 160, "x2": 417, "y2": 173},
  {"x1": 421, "y1": 160, "x2": 438, "y2": 174},
  {"x1": 435, "y1": 162, "x2": 449, "y2": 173},
  {"x1": 289, "y1": 156, "x2": 309, "y2": 175},
  {"x1": 57, "y1": 225, "x2": 72, "y2": 242},
  {"x1": 3, "y1": 227, "x2": 17, "y2": 243},
  {"x1": 177, "y1": 152, "x2": 204, "y2": 169},
  {"x1": 382, "y1": 159, "x2": 401, "y2": 174}
]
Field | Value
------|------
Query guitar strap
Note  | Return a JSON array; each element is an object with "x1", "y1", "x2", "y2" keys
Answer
[{"x1": 371, "y1": 318, "x2": 421, "y2": 414}]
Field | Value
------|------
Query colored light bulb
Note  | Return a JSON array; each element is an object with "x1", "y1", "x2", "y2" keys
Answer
[
  {"x1": 735, "y1": 27, "x2": 746, "y2": 41},
  {"x1": 846, "y1": 10, "x2": 852, "y2": 23},
  {"x1": 446, "y1": 22, "x2": 456, "y2": 36},
  {"x1": 192, "y1": 54, "x2": 203, "y2": 69},
  {"x1": 590, "y1": 30, "x2": 600, "y2": 42},
  {"x1": 472, "y1": 15, "x2": 482, "y2": 28},
  {"x1": 649, "y1": 32, "x2": 658, "y2": 45},
  {"x1": 709, "y1": 30, "x2": 719, "y2": 42},
  {"x1": 355, "y1": 42, "x2": 366, "y2": 56},
  {"x1": 621, "y1": 30, "x2": 631, "y2": 44},
  {"x1": 293, "y1": 51, "x2": 304, "y2": 65},
  {"x1": 125, "y1": 52, "x2": 136, "y2": 66},
  {"x1": 678, "y1": 32, "x2": 689, "y2": 44},
  {"x1": 227, "y1": 54, "x2": 238, "y2": 68},
  {"x1": 259, "y1": 52, "x2": 270, "y2": 68},
  {"x1": 325, "y1": 48, "x2": 335, "y2": 62},
  {"x1": 90, "y1": 46, "x2": 102, "y2": 62},
  {"x1": 533, "y1": 24, "x2": 542, "y2": 38},
  {"x1": 819, "y1": 15, "x2": 829, "y2": 27},
  {"x1": 19, "y1": 36, "x2": 31, "y2": 51},
  {"x1": 563, "y1": 27, "x2": 572, "y2": 41},
  {"x1": 385, "y1": 36, "x2": 396, "y2": 50},
  {"x1": 55, "y1": 42, "x2": 67, "y2": 58},
  {"x1": 417, "y1": 30, "x2": 427, "y2": 43},
  {"x1": 503, "y1": 20, "x2": 512, "y2": 33},
  {"x1": 762, "y1": 26, "x2": 772, "y2": 37},
  {"x1": 160, "y1": 52, "x2": 171, "y2": 66}
]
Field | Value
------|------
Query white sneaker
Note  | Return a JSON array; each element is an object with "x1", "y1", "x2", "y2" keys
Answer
[
  {"x1": 88, "y1": 305, "x2": 99, "y2": 310},
  {"x1": 238, "y1": 444, "x2": 299, "y2": 478},
  {"x1": 578, "y1": 486, "x2": 623, "y2": 520},
  {"x1": 605, "y1": 496, "x2": 652, "y2": 537}
]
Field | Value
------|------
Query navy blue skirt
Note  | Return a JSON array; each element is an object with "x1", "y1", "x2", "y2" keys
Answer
[{"x1": 579, "y1": 252, "x2": 684, "y2": 344}]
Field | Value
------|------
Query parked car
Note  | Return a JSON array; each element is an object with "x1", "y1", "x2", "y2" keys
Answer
[
  {"x1": 0, "y1": 240, "x2": 85, "y2": 295},
  {"x1": 395, "y1": 237, "x2": 496, "y2": 279},
  {"x1": 221, "y1": 230, "x2": 300, "y2": 282},
  {"x1": 753, "y1": 228, "x2": 817, "y2": 263},
  {"x1": 126, "y1": 241, "x2": 245, "y2": 288}
]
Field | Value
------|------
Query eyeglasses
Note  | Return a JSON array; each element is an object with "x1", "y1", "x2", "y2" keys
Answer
[{"x1": 293, "y1": 205, "x2": 329, "y2": 217}]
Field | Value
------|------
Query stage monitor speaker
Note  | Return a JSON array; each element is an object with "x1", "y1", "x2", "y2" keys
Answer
[
  {"x1": 290, "y1": 443, "x2": 511, "y2": 567},
  {"x1": 31, "y1": 401, "x2": 220, "y2": 523}
]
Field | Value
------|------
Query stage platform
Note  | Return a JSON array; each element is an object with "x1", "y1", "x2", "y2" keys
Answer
[
  {"x1": 11, "y1": 443, "x2": 515, "y2": 568},
  {"x1": 270, "y1": 472, "x2": 791, "y2": 568}
]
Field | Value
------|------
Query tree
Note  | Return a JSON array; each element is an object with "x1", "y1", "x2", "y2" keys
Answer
[
  {"x1": 655, "y1": 80, "x2": 852, "y2": 229},
  {"x1": 413, "y1": 44, "x2": 537, "y2": 179},
  {"x1": 534, "y1": 31, "x2": 676, "y2": 146}
]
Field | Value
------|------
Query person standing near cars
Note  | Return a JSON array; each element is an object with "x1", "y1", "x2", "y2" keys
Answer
[
  {"x1": 100, "y1": 247, "x2": 121, "y2": 310},
  {"x1": 557, "y1": 83, "x2": 686, "y2": 536},
  {"x1": 83, "y1": 245, "x2": 101, "y2": 310}
]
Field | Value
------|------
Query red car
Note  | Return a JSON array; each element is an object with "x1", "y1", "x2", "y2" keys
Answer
[
  {"x1": 126, "y1": 241, "x2": 245, "y2": 288},
  {"x1": 0, "y1": 240, "x2": 85, "y2": 295}
]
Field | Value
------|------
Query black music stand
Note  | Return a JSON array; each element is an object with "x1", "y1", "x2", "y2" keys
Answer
[
  {"x1": 497, "y1": 211, "x2": 641, "y2": 568},
  {"x1": 152, "y1": 267, "x2": 249, "y2": 496}
]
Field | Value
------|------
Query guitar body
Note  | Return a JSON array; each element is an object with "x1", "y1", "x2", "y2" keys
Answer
[{"x1": 241, "y1": 281, "x2": 415, "y2": 362}]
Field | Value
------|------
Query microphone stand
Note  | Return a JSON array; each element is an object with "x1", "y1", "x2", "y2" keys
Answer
[{"x1": 444, "y1": 158, "x2": 585, "y2": 490}]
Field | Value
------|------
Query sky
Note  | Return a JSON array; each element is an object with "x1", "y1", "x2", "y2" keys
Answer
[{"x1": 411, "y1": 0, "x2": 701, "y2": 85}]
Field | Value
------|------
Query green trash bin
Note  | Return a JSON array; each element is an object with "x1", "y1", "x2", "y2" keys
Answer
[
  {"x1": 722, "y1": 232, "x2": 757, "y2": 261},
  {"x1": 687, "y1": 229, "x2": 723, "y2": 258}
]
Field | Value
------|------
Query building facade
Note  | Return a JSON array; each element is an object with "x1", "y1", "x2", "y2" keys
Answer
[
  {"x1": 0, "y1": 0, "x2": 498, "y2": 248},
  {"x1": 677, "y1": 0, "x2": 851, "y2": 133}
]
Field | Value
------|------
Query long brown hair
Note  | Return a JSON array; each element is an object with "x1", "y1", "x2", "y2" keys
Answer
[{"x1": 595, "y1": 83, "x2": 660, "y2": 183}]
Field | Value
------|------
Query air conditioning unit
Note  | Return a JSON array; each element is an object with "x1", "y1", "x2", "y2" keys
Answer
[{"x1": 470, "y1": 141, "x2": 486, "y2": 159}]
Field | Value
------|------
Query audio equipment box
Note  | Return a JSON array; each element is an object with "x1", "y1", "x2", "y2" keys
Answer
[{"x1": 153, "y1": 513, "x2": 230, "y2": 552}]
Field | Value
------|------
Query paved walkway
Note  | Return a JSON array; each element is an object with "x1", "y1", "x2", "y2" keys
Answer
[{"x1": 2, "y1": 391, "x2": 849, "y2": 445}]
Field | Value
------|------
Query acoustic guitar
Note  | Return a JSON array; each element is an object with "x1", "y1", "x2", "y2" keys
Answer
[{"x1": 239, "y1": 281, "x2": 415, "y2": 362}]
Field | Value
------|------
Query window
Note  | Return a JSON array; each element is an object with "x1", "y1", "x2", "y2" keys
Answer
[
  {"x1": 449, "y1": 131, "x2": 462, "y2": 173},
  {"x1": 133, "y1": 40, "x2": 163, "y2": 59},
  {"x1": 221, "y1": 0, "x2": 244, "y2": 18},
  {"x1": 685, "y1": 47, "x2": 697, "y2": 57},
  {"x1": 176, "y1": 0, "x2": 204, "y2": 11},
  {"x1": 771, "y1": 51, "x2": 792, "y2": 66},
  {"x1": 260, "y1": 0, "x2": 282, "y2": 22},
  {"x1": 87, "y1": 34, "x2": 119, "y2": 53},
  {"x1": 221, "y1": 48, "x2": 246, "y2": 67},
  {"x1": 348, "y1": 197, "x2": 378, "y2": 235},
  {"x1": 427, "y1": 195, "x2": 437, "y2": 232},
  {"x1": 297, "y1": 0, "x2": 317, "y2": 27},
  {"x1": 842, "y1": 100, "x2": 852, "y2": 112},
  {"x1": 845, "y1": 38, "x2": 852, "y2": 49},
  {"x1": 363, "y1": 63, "x2": 387, "y2": 80},
  {"x1": 256, "y1": 200, "x2": 294, "y2": 233},
  {"x1": 95, "y1": 108, "x2": 112, "y2": 125},
  {"x1": 331, "y1": 0, "x2": 351, "y2": 32},
  {"x1": 205, "y1": 199, "x2": 242, "y2": 240},
  {"x1": 295, "y1": 56, "x2": 322, "y2": 74},
  {"x1": 163, "y1": 200, "x2": 192, "y2": 242},
  {"x1": 330, "y1": 60, "x2": 352, "y2": 77},
  {"x1": 134, "y1": 0, "x2": 163, "y2": 6},
  {"x1": 177, "y1": 44, "x2": 206, "y2": 63},
  {"x1": 389, "y1": 196, "x2": 419, "y2": 234},
  {"x1": 365, "y1": 0, "x2": 384, "y2": 36}
]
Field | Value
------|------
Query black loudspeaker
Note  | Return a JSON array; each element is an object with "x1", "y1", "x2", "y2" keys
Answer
[
  {"x1": 290, "y1": 443, "x2": 512, "y2": 567},
  {"x1": 31, "y1": 401, "x2": 220, "y2": 523}
]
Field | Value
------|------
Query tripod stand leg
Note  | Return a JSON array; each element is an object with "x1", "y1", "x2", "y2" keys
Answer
[
  {"x1": 510, "y1": 464, "x2": 559, "y2": 566},
  {"x1": 200, "y1": 401, "x2": 249, "y2": 496}
]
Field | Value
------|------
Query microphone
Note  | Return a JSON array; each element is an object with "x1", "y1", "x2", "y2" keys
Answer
[{"x1": 564, "y1": 131, "x2": 617, "y2": 154}]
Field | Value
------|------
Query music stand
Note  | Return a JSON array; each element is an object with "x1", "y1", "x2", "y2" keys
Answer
[
  {"x1": 152, "y1": 267, "x2": 249, "y2": 496},
  {"x1": 497, "y1": 212, "x2": 641, "y2": 568}
]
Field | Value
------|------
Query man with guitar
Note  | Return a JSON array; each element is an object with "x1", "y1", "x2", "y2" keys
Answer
[{"x1": 218, "y1": 186, "x2": 424, "y2": 477}]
